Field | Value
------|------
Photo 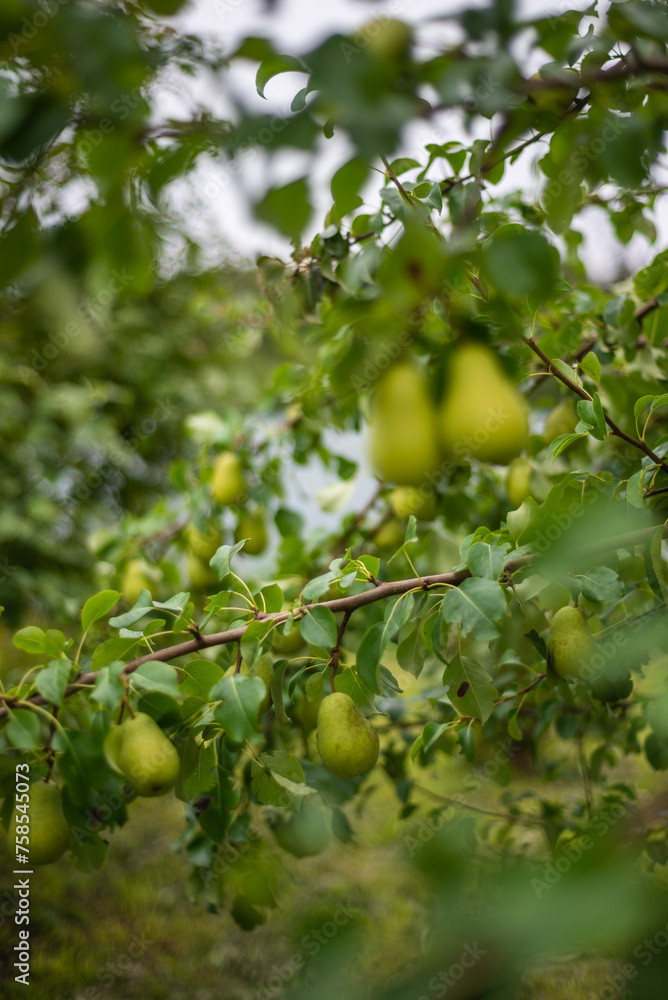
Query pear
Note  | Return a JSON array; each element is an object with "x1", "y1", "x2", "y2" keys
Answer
[
  {"x1": 356, "y1": 18, "x2": 412, "y2": 61},
  {"x1": 105, "y1": 712, "x2": 180, "y2": 797},
  {"x1": 389, "y1": 486, "x2": 437, "y2": 521},
  {"x1": 273, "y1": 799, "x2": 331, "y2": 858},
  {"x1": 188, "y1": 550, "x2": 218, "y2": 590},
  {"x1": 121, "y1": 559, "x2": 158, "y2": 605},
  {"x1": 373, "y1": 518, "x2": 405, "y2": 552},
  {"x1": 187, "y1": 523, "x2": 223, "y2": 561},
  {"x1": 547, "y1": 606, "x2": 595, "y2": 681},
  {"x1": 293, "y1": 694, "x2": 322, "y2": 734},
  {"x1": 438, "y1": 342, "x2": 528, "y2": 464},
  {"x1": 225, "y1": 654, "x2": 274, "y2": 714},
  {"x1": 543, "y1": 398, "x2": 578, "y2": 444},
  {"x1": 317, "y1": 692, "x2": 379, "y2": 779},
  {"x1": 212, "y1": 452, "x2": 246, "y2": 505},
  {"x1": 506, "y1": 457, "x2": 533, "y2": 508},
  {"x1": 9, "y1": 781, "x2": 70, "y2": 866},
  {"x1": 235, "y1": 509, "x2": 268, "y2": 556},
  {"x1": 368, "y1": 360, "x2": 440, "y2": 485}
]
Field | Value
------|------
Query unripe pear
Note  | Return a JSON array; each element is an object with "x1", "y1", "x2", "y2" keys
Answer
[
  {"x1": 188, "y1": 550, "x2": 218, "y2": 590},
  {"x1": 543, "y1": 398, "x2": 578, "y2": 444},
  {"x1": 272, "y1": 799, "x2": 331, "y2": 858},
  {"x1": 506, "y1": 457, "x2": 533, "y2": 508},
  {"x1": 389, "y1": 486, "x2": 437, "y2": 521},
  {"x1": 187, "y1": 523, "x2": 223, "y2": 561},
  {"x1": 356, "y1": 18, "x2": 412, "y2": 61},
  {"x1": 122, "y1": 559, "x2": 158, "y2": 605},
  {"x1": 235, "y1": 509, "x2": 268, "y2": 556},
  {"x1": 368, "y1": 360, "x2": 440, "y2": 485},
  {"x1": 293, "y1": 694, "x2": 322, "y2": 733},
  {"x1": 104, "y1": 712, "x2": 180, "y2": 797},
  {"x1": 317, "y1": 692, "x2": 379, "y2": 779},
  {"x1": 373, "y1": 518, "x2": 405, "y2": 552},
  {"x1": 547, "y1": 606, "x2": 595, "y2": 681},
  {"x1": 438, "y1": 342, "x2": 528, "y2": 464},
  {"x1": 9, "y1": 781, "x2": 69, "y2": 866},
  {"x1": 212, "y1": 452, "x2": 246, "y2": 505}
]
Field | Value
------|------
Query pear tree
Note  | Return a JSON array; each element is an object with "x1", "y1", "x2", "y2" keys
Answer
[{"x1": 2, "y1": 1, "x2": 668, "y2": 994}]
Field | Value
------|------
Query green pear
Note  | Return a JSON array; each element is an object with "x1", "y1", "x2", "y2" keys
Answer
[
  {"x1": 368, "y1": 360, "x2": 440, "y2": 485},
  {"x1": 547, "y1": 606, "x2": 595, "y2": 681},
  {"x1": 293, "y1": 694, "x2": 322, "y2": 734},
  {"x1": 105, "y1": 712, "x2": 180, "y2": 797},
  {"x1": 438, "y1": 342, "x2": 528, "y2": 464},
  {"x1": 121, "y1": 559, "x2": 158, "y2": 605},
  {"x1": 356, "y1": 18, "x2": 412, "y2": 61},
  {"x1": 187, "y1": 523, "x2": 223, "y2": 561},
  {"x1": 389, "y1": 486, "x2": 437, "y2": 521},
  {"x1": 9, "y1": 781, "x2": 69, "y2": 866},
  {"x1": 225, "y1": 654, "x2": 274, "y2": 714},
  {"x1": 235, "y1": 509, "x2": 268, "y2": 556},
  {"x1": 212, "y1": 452, "x2": 246, "y2": 505},
  {"x1": 273, "y1": 799, "x2": 331, "y2": 858},
  {"x1": 317, "y1": 692, "x2": 379, "y2": 779},
  {"x1": 506, "y1": 457, "x2": 533, "y2": 508},
  {"x1": 543, "y1": 398, "x2": 578, "y2": 444},
  {"x1": 188, "y1": 550, "x2": 219, "y2": 590},
  {"x1": 373, "y1": 518, "x2": 405, "y2": 552}
]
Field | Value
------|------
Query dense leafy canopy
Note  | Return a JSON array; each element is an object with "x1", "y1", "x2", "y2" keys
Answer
[{"x1": 2, "y1": 0, "x2": 668, "y2": 995}]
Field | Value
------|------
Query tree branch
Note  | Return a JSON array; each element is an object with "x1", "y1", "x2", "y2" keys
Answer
[
  {"x1": 2, "y1": 523, "x2": 667, "y2": 721},
  {"x1": 521, "y1": 334, "x2": 668, "y2": 476}
]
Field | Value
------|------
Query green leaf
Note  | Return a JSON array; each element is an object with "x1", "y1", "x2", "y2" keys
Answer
[
  {"x1": 184, "y1": 744, "x2": 216, "y2": 798},
  {"x1": 211, "y1": 541, "x2": 246, "y2": 581},
  {"x1": 255, "y1": 178, "x2": 312, "y2": 241},
  {"x1": 626, "y1": 468, "x2": 646, "y2": 509},
  {"x1": 578, "y1": 567, "x2": 624, "y2": 603},
  {"x1": 466, "y1": 540, "x2": 511, "y2": 580},
  {"x1": 6, "y1": 710, "x2": 41, "y2": 749},
  {"x1": 259, "y1": 751, "x2": 305, "y2": 784},
  {"x1": 440, "y1": 578, "x2": 507, "y2": 641},
  {"x1": 82, "y1": 591, "x2": 121, "y2": 632},
  {"x1": 211, "y1": 675, "x2": 265, "y2": 745},
  {"x1": 579, "y1": 352, "x2": 600, "y2": 382},
  {"x1": 260, "y1": 583, "x2": 284, "y2": 614},
  {"x1": 577, "y1": 397, "x2": 606, "y2": 440},
  {"x1": 34, "y1": 659, "x2": 71, "y2": 706},
  {"x1": 180, "y1": 660, "x2": 224, "y2": 701},
  {"x1": 91, "y1": 661, "x2": 126, "y2": 713},
  {"x1": 546, "y1": 432, "x2": 588, "y2": 461},
  {"x1": 356, "y1": 622, "x2": 389, "y2": 694},
  {"x1": 130, "y1": 662, "x2": 181, "y2": 698},
  {"x1": 482, "y1": 228, "x2": 558, "y2": 301},
  {"x1": 397, "y1": 623, "x2": 425, "y2": 678},
  {"x1": 299, "y1": 606, "x2": 338, "y2": 648},
  {"x1": 645, "y1": 524, "x2": 666, "y2": 601},
  {"x1": 443, "y1": 653, "x2": 495, "y2": 723},
  {"x1": 331, "y1": 157, "x2": 369, "y2": 218},
  {"x1": 256, "y1": 55, "x2": 307, "y2": 98},
  {"x1": 270, "y1": 658, "x2": 289, "y2": 723},
  {"x1": 13, "y1": 626, "x2": 46, "y2": 654},
  {"x1": 109, "y1": 592, "x2": 154, "y2": 628}
]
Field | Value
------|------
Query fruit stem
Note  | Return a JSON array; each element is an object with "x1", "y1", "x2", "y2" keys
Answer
[
  {"x1": 329, "y1": 610, "x2": 352, "y2": 693},
  {"x1": 235, "y1": 641, "x2": 243, "y2": 675}
]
